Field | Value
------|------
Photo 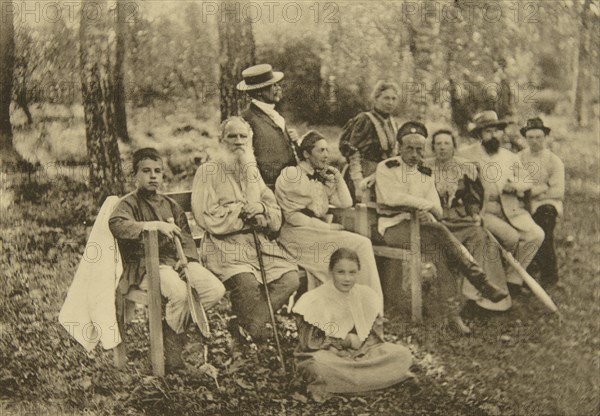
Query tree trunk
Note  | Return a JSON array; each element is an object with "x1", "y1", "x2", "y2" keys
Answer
[
  {"x1": 218, "y1": 1, "x2": 256, "y2": 121},
  {"x1": 80, "y1": 0, "x2": 125, "y2": 204},
  {"x1": 574, "y1": 0, "x2": 592, "y2": 127},
  {"x1": 16, "y1": 92, "x2": 33, "y2": 125},
  {"x1": 494, "y1": 66, "x2": 513, "y2": 120},
  {"x1": 0, "y1": 0, "x2": 15, "y2": 155},
  {"x1": 406, "y1": 0, "x2": 439, "y2": 121},
  {"x1": 113, "y1": 0, "x2": 130, "y2": 142}
]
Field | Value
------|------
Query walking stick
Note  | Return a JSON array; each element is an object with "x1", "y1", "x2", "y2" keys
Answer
[
  {"x1": 169, "y1": 219, "x2": 211, "y2": 338},
  {"x1": 251, "y1": 228, "x2": 286, "y2": 372},
  {"x1": 484, "y1": 229, "x2": 559, "y2": 314}
]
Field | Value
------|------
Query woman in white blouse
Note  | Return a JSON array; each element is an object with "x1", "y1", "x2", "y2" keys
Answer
[{"x1": 275, "y1": 131, "x2": 383, "y2": 307}]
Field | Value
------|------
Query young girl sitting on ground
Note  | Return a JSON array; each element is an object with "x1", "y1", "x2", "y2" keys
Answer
[{"x1": 292, "y1": 248, "x2": 414, "y2": 402}]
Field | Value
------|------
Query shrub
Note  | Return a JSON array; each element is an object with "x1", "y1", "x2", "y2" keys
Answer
[{"x1": 531, "y1": 89, "x2": 565, "y2": 115}]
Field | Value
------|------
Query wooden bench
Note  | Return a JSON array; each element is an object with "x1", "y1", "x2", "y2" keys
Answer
[
  {"x1": 330, "y1": 193, "x2": 423, "y2": 322},
  {"x1": 169, "y1": 190, "x2": 424, "y2": 321},
  {"x1": 112, "y1": 191, "x2": 203, "y2": 377},
  {"x1": 113, "y1": 189, "x2": 424, "y2": 376}
]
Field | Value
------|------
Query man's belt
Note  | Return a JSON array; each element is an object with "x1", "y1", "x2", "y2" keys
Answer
[
  {"x1": 488, "y1": 194, "x2": 500, "y2": 202},
  {"x1": 300, "y1": 207, "x2": 325, "y2": 220},
  {"x1": 215, "y1": 228, "x2": 255, "y2": 238}
]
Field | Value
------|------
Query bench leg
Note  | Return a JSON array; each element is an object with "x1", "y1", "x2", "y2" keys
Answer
[
  {"x1": 145, "y1": 229, "x2": 165, "y2": 377},
  {"x1": 410, "y1": 212, "x2": 422, "y2": 322},
  {"x1": 148, "y1": 293, "x2": 164, "y2": 376},
  {"x1": 113, "y1": 292, "x2": 127, "y2": 369},
  {"x1": 113, "y1": 342, "x2": 127, "y2": 369}
]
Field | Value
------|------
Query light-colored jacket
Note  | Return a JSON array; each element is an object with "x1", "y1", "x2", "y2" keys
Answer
[
  {"x1": 519, "y1": 148, "x2": 565, "y2": 216},
  {"x1": 457, "y1": 143, "x2": 532, "y2": 226},
  {"x1": 375, "y1": 156, "x2": 442, "y2": 235}
]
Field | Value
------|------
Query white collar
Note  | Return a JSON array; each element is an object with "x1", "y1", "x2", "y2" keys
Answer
[
  {"x1": 252, "y1": 99, "x2": 285, "y2": 130},
  {"x1": 252, "y1": 98, "x2": 276, "y2": 113},
  {"x1": 293, "y1": 281, "x2": 381, "y2": 342}
]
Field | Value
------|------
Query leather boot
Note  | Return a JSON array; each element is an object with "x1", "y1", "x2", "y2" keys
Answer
[
  {"x1": 450, "y1": 315, "x2": 472, "y2": 336},
  {"x1": 163, "y1": 322, "x2": 185, "y2": 371},
  {"x1": 461, "y1": 263, "x2": 508, "y2": 303}
]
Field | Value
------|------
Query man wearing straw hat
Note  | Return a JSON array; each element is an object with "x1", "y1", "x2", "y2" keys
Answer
[
  {"x1": 459, "y1": 111, "x2": 544, "y2": 291},
  {"x1": 237, "y1": 64, "x2": 300, "y2": 188}
]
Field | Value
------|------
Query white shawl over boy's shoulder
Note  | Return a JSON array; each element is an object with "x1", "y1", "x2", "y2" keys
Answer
[{"x1": 59, "y1": 196, "x2": 123, "y2": 351}]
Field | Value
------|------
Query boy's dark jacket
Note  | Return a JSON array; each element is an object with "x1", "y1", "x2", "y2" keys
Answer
[{"x1": 109, "y1": 190, "x2": 199, "y2": 295}]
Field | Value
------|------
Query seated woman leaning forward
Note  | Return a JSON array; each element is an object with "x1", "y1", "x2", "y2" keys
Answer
[
  {"x1": 293, "y1": 248, "x2": 414, "y2": 402},
  {"x1": 425, "y1": 129, "x2": 512, "y2": 317},
  {"x1": 275, "y1": 130, "x2": 383, "y2": 306}
]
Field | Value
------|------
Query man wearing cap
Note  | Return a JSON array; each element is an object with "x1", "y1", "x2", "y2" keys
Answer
[
  {"x1": 375, "y1": 121, "x2": 508, "y2": 315},
  {"x1": 237, "y1": 64, "x2": 299, "y2": 188},
  {"x1": 519, "y1": 118, "x2": 564, "y2": 287},
  {"x1": 458, "y1": 111, "x2": 544, "y2": 290}
]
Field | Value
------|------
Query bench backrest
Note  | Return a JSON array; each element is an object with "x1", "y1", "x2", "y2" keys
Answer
[{"x1": 166, "y1": 191, "x2": 193, "y2": 213}]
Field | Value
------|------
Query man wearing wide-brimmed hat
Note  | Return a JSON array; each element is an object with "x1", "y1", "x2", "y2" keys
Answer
[
  {"x1": 459, "y1": 111, "x2": 544, "y2": 292},
  {"x1": 237, "y1": 64, "x2": 299, "y2": 188},
  {"x1": 519, "y1": 117, "x2": 564, "y2": 288}
]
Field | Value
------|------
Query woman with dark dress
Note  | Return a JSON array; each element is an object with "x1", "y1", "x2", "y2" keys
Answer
[{"x1": 339, "y1": 81, "x2": 400, "y2": 202}]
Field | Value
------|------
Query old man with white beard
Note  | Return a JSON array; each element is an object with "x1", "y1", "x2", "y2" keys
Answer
[{"x1": 191, "y1": 116, "x2": 299, "y2": 342}]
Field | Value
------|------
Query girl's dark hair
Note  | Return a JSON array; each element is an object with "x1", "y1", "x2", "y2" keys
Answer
[
  {"x1": 431, "y1": 129, "x2": 457, "y2": 148},
  {"x1": 132, "y1": 147, "x2": 162, "y2": 174},
  {"x1": 298, "y1": 130, "x2": 326, "y2": 161},
  {"x1": 329, "y1": 248, "x2": 361, "y2": 271}
]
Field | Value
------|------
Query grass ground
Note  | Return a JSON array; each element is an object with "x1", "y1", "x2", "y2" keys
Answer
[{"x1": 1, "y1": 105, "x2": 598, "y2": 415}]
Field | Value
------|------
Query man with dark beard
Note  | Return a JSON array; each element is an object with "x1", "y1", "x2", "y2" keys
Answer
[
  {"x1": 459, "y1": 111, "x2": 544, "y2": 292},
  {"x1": 191, "y1": 116, "x2": 299, "y2": 342}
]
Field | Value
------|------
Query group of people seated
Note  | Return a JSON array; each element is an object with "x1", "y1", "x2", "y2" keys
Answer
[{"x1": 108, "y1": 64, "x2": 565, "y2": 400}]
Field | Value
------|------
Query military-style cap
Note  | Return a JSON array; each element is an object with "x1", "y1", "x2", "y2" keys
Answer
[{"x1": 397, "y1": 121, "x2": 428, "y2": 142}]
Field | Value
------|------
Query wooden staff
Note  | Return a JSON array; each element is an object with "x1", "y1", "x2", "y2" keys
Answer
[
  {"x1": 251, "y1": 228, "x2": 286, "y2": 372},
  {"x1": 484, "y1": 229, "x2": 559, "y2": 314}
]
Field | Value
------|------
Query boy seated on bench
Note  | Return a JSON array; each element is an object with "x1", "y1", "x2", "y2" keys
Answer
[{"x1": 109, "y1": 147, "x2": 225, "y2": 372}]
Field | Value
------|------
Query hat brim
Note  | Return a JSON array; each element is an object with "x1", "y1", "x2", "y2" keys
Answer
[
  {"x1": 471, "y1": 120, "x2": 508, "y2": 136},
  {"x1": 520, "y1": 126, "x2": 551, "y2": 137},
  {"x1": 236, "y1": 72, "x2": 284, "y2": 91}
]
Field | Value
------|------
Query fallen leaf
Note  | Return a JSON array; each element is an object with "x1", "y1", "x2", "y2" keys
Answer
[
  {"x1": 235, "y1": 378, "x2": 253, "y2": 390},
  {"x1": 80, "y1": 376, "x2": 92, "y2": 390},
  {"x1": 291, "y1": 392, "x2": 308, "y2": 403},
  {"x1": 198, "y1": 363, "x2": 221, "y2": 389}
]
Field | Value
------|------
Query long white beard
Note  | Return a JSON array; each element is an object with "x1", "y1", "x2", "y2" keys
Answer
[
  {"x1": 207, "y1": 144, "x2": 261, "y2": 202},
  {"x1": 207, "y1": 143, "x2": 256, "y2": 167}
]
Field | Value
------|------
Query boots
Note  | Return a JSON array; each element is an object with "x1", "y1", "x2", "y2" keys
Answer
[
  {"x1": 461, "y1": 263, "x2": 508, "y2": 303},
  {"x1": 163, "y1": 322, "x2": 186, "y2": 371},
  {"x1": 450, "y1": 315, "x2": 472, "y2": 336}
]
